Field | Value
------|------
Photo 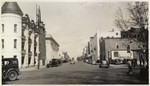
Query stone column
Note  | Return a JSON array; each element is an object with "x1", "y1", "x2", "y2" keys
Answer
[
  {"x1": 22, "y1": 28, "x2": 29, "y2": 67},
  {"x1": 30, "y1": 32, "x2": 35, "y2": 66},
  {"x1": 35, "y1": 34, "x2": 40, "y2": 69}
]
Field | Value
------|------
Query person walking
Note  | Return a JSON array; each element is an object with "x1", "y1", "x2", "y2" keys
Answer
[{"x1": 127, "y1": 59, "x2": 133, "y2": 76}]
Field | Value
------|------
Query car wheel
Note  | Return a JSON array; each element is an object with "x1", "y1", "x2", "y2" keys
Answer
[
  {"x1": 8, "y1": 71, "x2": 18, "y2": 81},
  {"x1": 46, "y1": 65, "x2": 49, "y2": 68}
]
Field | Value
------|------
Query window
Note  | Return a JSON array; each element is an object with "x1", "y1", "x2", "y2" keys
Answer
[
  {"x1": 116, "y1": 45, "x2": 119, "y2": 49},
  {"x1": 134, "y1": 35, "x2": 136, "y2": 38},
  {"x1": 14, "y1": 24, "x2": 17, "y2": 33},
  {"x1": 116, "y1": 33, "x2": 118, "y2": 36},
  {"x1": 114, "y1": 52, "x2": 118, "y2": 57},
  {"x1": 2, "y1": 39, "x2": 4, "y2": 49},
  {"x1": 12, "y1": 60, "x2": 17, "y2": 64},
  {"x1": 14, "y1": 39, "x2": 17, "y2": 48},
  {"x1": 4, "y1": 61, "x2": 10, "y2": 65},
  {"x1": 2, "y1": 24, "x2": 4, "y2": 33},
  {"x1": 127, "y1": 45, "x2": 130, "y2": 53}
]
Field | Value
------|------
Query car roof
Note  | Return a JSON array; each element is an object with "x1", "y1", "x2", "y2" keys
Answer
[{"x1": 2, "y1": 58, "x2": 17, "y2": 60}]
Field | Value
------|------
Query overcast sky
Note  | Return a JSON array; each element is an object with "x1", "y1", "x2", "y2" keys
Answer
[{"x1": 2, "y1": 1, "x2": 129, "y2": 58}]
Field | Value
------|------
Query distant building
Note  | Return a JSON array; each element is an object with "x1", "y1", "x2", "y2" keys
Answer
[
  {"x1": 86, "y1": 29, "x2": 120, "y2": 64},
  {"x1": 58, "y1": 47, "x2": 64, "y2": 60},
  {"x1": 121, "y1": 27, "x2": 148, "y2": 43},
  {"x1": 63, "y1": 52, "x2": 70, "y2": 62},
  {"x1": 82, "y1": 46, "x2": 88, "y2": 56},
  {"x1": 100, "y1": 29, "x2": 121, "y2": 38},
  {"x1": 82, "y1": 46, "x2": 88, "y2": 62},
  {"x1": 45, "y1": 34, "x2": 59, "y2": 64},
  {"x1": 100, "y1": 38, "x2": 145, "y2": 65},
  {"x1": 89, "y1": 29, "x2": 100, "y2": 64}
]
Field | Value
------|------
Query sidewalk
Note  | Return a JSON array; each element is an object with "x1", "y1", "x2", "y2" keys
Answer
[{"x1": 20, "y1": 65, "x2": 46, "y2": 72}]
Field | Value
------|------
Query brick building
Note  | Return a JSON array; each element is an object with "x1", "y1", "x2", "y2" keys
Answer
[{"x1": 100, "y1": 38, "x2": 146, "y2": 65}]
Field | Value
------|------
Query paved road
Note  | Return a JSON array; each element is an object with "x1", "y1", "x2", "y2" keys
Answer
[{"x1": 3, "y1": 62, "x2": 148, "y2": 84}]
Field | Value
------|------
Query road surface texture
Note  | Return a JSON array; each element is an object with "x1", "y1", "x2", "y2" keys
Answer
[{"x1": 2, "y1": 62, "x2": 148, "y2": 84}]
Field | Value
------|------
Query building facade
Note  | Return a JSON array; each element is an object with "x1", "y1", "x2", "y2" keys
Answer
[
  {"x1": 89, "y1": 33, "x2": 100, "y2": 64},
  {"x1": 1, "y1": 2, "x2": 46, "y2": 68},
  {"x1": 100, "y1": 38, "x2": 145, "y2": 65},
  {"x1": 1, "y1": 2, "x2": 23, "y2": 67},
  {"x1": 100, "y1": 29, "x2": 121, "y2": 38},
  {"x1": 45, "y1": 34, "x2": 59, "y2": 64}
]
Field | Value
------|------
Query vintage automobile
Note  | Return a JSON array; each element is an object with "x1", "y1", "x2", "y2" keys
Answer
[
  {"x1": 99, "y1": 60, "x2": 109, "y2": 68},
  {"x1": 46, "y1": 59, "x2": 62, "y2": 68},
  {"x1": 70, "y1": 60, "x2": 75, "y2": 64},
  {"x1": 2, "y1": 58, "x2": 21, "y2": 81}
]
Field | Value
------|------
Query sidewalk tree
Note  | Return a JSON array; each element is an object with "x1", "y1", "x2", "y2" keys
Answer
[
  {"x1": 115, "y1": 2, "x2": 148, "y2": 30},
  {"x1": 114, "y1": 2, "x2": 148, "y2": 67}
]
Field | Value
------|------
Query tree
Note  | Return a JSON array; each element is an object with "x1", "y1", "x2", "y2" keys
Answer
[
  {"x1": 114, "y1": 2, "x2": 149, "y2": 68},
  {"x1": 114, "y1": 2, "x2": 148, "y2": 30}
]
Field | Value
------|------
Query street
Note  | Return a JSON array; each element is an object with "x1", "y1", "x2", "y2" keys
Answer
[{"x1": 3, "y1": 62, "x2": 148, "y2": 84}]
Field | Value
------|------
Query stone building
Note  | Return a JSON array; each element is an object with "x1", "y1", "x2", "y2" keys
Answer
[
  {"x1": 1, "y1": 2, "x2": 23, "y2": 67},
  {"x1": 1, "y1": 2, "x2": 46, "y2": 68},
  {"x1": 45, "y1": 34, "x2": 59, "y2": 64}
]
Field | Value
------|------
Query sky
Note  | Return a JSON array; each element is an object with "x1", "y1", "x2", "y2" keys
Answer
[{"x1": 2, "y1": 1, "x2": 129, "y2": 58}]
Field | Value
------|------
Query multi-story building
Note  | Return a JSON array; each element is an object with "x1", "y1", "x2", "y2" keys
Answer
[
  {"x1": 100, "y1": 29, "x2": 121, "y2": 38},
  {"x1": 121, "y1": 27, "x2": 148, "y2": 44},
  {"x1": 100, "y1": 37, "x2": 146, "y2": 65},
  {"x1": 89, "y1": 29, "x2": 100, "y2": 64},
  {"x1": 22, "y1": 14, "x2": 37, "y2": 67},
  {"x1": 1, "y1": 2, "x2": 46, "y2": 68},
  {"x1": 1, "y1": 2, "x2": 23, "y2": 67},
  {"x1": 45, "y1": 34, "x2": 59, "y2": 64},
  {"x1": 58, "y1": 47, "x2": 64, "y2": 60},
  {"x1": 82, "y1": 46, "x2": 88, "y2": 62}
]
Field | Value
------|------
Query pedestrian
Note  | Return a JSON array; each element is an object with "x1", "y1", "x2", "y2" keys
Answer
[{"x1": 127, "y1": 59, "x2": 133, "y2": 76}]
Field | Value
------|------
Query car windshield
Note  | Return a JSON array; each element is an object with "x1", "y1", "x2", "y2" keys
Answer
[{"x1": 102, "y1": 61, "x2": 107, "y2": 64}]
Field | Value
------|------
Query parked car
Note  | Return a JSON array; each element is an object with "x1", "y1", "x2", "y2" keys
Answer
[
  {"x1": 62, "y1": 60, "x2": 68, "y2": 63},
  {"x1": 46, "y1": 59, "x2": 61, "y2": 68},
  {"x1": 70, "y1": 60, "x2": 75, "y2": 64},
  {"x1": 99, "y1": 60, "x2": 109, "y2": 68},
  {"x1": 115, "y1": 59, "x2": 121, "y2": 65},
  {"x1": 2, "y1": 58, "x2": 21, "y2": 81}
]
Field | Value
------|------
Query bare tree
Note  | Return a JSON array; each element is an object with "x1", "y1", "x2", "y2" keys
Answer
[{"x1": 115, "y1": 2, "x2": 148, "y2": 30}]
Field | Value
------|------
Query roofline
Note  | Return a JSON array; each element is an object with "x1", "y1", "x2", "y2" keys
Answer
[{"x1": 46, "y1": 35, "x2": 59, "y2": 47}]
